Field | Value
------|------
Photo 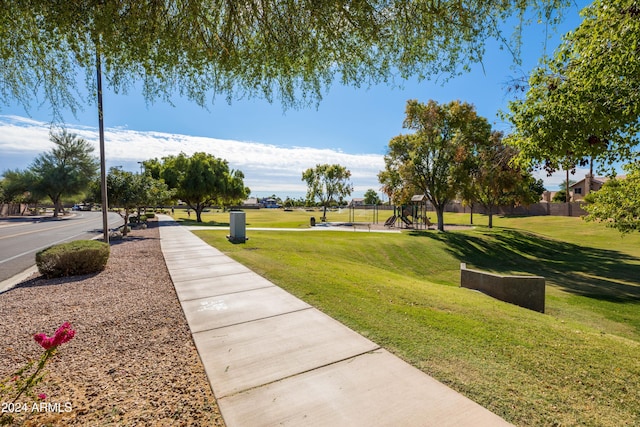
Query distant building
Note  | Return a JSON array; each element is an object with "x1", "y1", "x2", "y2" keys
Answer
[
  {"x1": 262, "y1": 198, "x2": 281, "y2": 208},
  {"x1": 540, "y1": 191, "x2": 558, "y2": 203},
  {"x1": 569, "y1": 175, "x2": 608, "y2": 201},
  {"x1": 349, "y1": 198, "x2": 365, "y2": 207},
  {"x1": 242, "y1": 198, "x2": 261, "y2": 208},
  {"x1": 540, "y1": 173, "x2": 626, "y2": 202}
]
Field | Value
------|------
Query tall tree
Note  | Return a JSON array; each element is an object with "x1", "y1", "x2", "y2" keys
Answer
[
  {"x1": 106, "y1": 168, "x2": 174, "y2": 235},
  {"x1": 1, "y1": 1, "x2": 569, "y2": 117},
  {"x1": 302, "y1": 164, "x2": 353, "y2": 221},
  {"x1": 363, "y1": 189, "x2": 381, "y2": 205},
  {"x1": 378, "y1": 167, "x2": 416, "y2": 206},
  {"x1": 29, "y1": 130, "x2": 98, "y2": 217},
  {"x1": 506, "y1": 0, "x2": 640, "y2": 174},
  {"x1": 584, "y1": 162, "x2": 640, "y2": 234},
  {"x1": 106, "y1": 168, "x2": 142, "y2": 236},
  {"x1": 513, "y1": 175, "x2": 546, "y2": 207},
  {"x1": 381, "y1": 99, "x2": 491, "y2": 231},
  {"x1": 144, "y1": 175, "x2": 175, "y2": 213},
  {"x1": 160, "y1": 152, "x2": 248, "y2": 223},
  {"x1": 0, "y1": 169, "x2": 42, "y2": 214},
  {"x1": 472, "y1": 132, "x2": 543, "y2": 228}
]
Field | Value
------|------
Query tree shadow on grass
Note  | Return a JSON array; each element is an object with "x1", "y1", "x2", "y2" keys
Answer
[{"x1": 411, "y1": 229, "x2": 640, "y2": 303}]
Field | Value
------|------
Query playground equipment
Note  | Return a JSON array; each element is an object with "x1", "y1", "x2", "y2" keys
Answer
[
  {"x1": 348, "y1": 203, "x2": 380, "y2": 224},
  {"x1": 384, "y1": 215, "x2": 396, "y2": 226},
  {"x1": 384, "y1": 195, "x2": 434, "y2": 230},
  {"x1": 345, "y1": 198, "x2": 435, "y2": 230}
]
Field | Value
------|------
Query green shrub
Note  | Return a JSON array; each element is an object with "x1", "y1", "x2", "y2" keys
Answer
[
  {"x1": 36, "y1": 240, "x2": 110, "y2": 279},
  {"x1": 145, "y1": 212, "x2": 155, "y2": 218}
]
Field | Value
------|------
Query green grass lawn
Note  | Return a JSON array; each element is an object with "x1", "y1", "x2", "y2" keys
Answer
[
  {"x1": 172, "y1": 206, "x2": 392, "y2": 228},
  {"x1": 185, "y1": 210, "x2": 639, "y2": 426}
]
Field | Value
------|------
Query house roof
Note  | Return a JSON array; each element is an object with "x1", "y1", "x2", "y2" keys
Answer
[{"x1": 569, "y1": 176, "x2": 608, "y2": 189}]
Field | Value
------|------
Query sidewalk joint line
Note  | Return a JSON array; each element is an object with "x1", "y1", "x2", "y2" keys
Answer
[
  {"x1": 216, "y1": 346, "x2": 383, "y2": 400},
  {"x1": 168, "y1": 269, "x2": 254, "y2": 283},
  {"x1": 191, "y1": 307, "x2": 314, "y2": 334},
  {"x1": 178, "y1": 284, "x2": 275, "y2": 302},
  {"x1": 165, "y1": 260, "x2": 238, "y2": 271}
]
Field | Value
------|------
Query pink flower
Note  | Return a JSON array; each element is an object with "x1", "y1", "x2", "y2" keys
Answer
[
  {"x1": 34, "y1": 322, "x2": 75, "y2": 350},
  {"x1": 33, "y1": 333, "x2": 55, "y2": 350},
  {"x1": 51, "y1": 322, "x2": 75, "y2": 347},
  {"x1": 38, "y1": 393, "x2": 47, "y2": 400}
]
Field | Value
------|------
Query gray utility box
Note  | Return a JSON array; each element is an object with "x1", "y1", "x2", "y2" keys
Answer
[{"x1": 228, "y1": 211, "x2": 247, "y2": 243}]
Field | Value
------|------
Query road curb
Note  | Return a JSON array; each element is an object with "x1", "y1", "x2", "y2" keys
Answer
[{"x1": 0, "y1": 265, "x2": 39, "y2": 294}]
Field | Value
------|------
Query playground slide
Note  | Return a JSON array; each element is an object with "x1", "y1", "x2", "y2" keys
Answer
[
  {"x1": 400, "y1": 216, "x2": 413, "y2": 226},
  {"x1": 384, "y1": 215, "x2": 396, "y2": 226}
]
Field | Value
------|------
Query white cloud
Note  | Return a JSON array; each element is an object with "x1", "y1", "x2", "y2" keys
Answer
[
  {"x1": 0, "y1": 115, "x2": 385, "y2": 197},
  {"x1": 2, "y1": 114, "x2": 598, "y2": 196},
  {"x1": 0, "y1": 116, "x2": 53, "y2": 153}
]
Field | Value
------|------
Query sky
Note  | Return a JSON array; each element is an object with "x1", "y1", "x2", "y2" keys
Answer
[{"x1": 0, "y1": 3, "x2": 596, "y2": 200}]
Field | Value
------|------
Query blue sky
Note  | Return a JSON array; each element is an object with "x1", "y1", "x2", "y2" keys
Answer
[{"x1": 0, "y1": 3, "x2": 593, "y2": 199}]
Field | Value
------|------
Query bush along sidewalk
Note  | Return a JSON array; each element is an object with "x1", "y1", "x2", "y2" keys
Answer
[{"x1": 36, "y1": 240, "x2": 109, "y2": 279}]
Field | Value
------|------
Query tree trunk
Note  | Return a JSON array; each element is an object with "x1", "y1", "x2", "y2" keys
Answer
[
  {"x1": 52, "y1": 197, "x2": 60, "y2": 218},
  {"x1": 322, "y1": 204, "x2": 327, "y2": 221},
  {"x1": 470, "y1": 205, "x2": 474, "y2": 225},
  {"x1": 565, "y1": 169, "x2": 570, "y2": 204},
  {"x1": 195, "y1": 205, "x2": 203, "y2": 223},
  {"x1": 122, "y1": 210, "x2": 130, "y2": 236},
  {"x1": 488, "y1": 209, "x2": 493, "y2": 229},
  {"x1": 436, "y1": 206, "x2": 445, "y2": 232}
]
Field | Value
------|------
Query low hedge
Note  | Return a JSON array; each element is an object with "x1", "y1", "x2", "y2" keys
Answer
[{"x1": 36, "y1": 240, "x2": 110, "y2": 279}]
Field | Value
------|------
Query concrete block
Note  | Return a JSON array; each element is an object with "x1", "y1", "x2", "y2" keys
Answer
[{"x1": 460, "y1": 263, "x2": 545, "y2": 313}]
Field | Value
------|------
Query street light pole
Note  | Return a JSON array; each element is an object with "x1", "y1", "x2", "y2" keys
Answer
[{"x1": 97, "y1": 49, "x2": 109, "y2": 244}]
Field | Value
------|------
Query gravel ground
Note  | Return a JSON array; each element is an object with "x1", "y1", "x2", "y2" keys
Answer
[{"x1": 0, "y1": 219, "x2": 224, "y2": 426}]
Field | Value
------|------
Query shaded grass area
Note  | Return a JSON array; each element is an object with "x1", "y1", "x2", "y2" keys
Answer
[
  {"x1": 418, "y1": 229, "x2": 640, "y2": 335},
  {"x1": 194, "y1": 218, "x2": 640, "y2": 427}
]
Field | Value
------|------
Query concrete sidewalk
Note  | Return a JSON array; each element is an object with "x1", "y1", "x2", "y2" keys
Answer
[{"x1": 158, "y1": 216, "x2": 512, "y2": 426}]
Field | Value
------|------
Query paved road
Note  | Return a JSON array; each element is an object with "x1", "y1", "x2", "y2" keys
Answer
[{"x1": 0, "y1": 211, "x2": 122, "y2": 282}]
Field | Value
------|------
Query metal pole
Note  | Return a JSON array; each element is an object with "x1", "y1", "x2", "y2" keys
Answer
[
  {"x1": 97, "y1": 50, "x2": 109, "y2": 244},
  {"x1": 565, "y1": 169, "x2": 570, "y2": 204}
]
